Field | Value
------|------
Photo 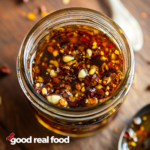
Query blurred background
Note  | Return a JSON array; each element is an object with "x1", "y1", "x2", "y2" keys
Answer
[{"x1": 0, "y1": 0, "x2": 150, "y2": 150}]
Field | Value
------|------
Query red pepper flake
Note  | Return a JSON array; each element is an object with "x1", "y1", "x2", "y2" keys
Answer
[
  {"x1": 114, "y1": 84, "x2": 118, "y2": 90},
  {"x1": 64, "y1": 49, "x2": 69, "y2": 54},
  {"x1": 124, "y1": 131, "x2": 130, "y2": 138},
  {"x1": 147, "y1": 85, "x2": 150, "y2": 90},
  {"x1": 99, "y1": 71, "x2": 104, "y2": 74},
  {"x1": 36, "y1": 60, "x2": 41, "y2": 65},
  {"x1": 61, "y1": 33, "x2": 65, "y2": 37},
  {"x1": 47, "y1": 47, "x2": 54, "y2": 53},
  {"x1": 92, "y1": 75, "x2": 100, "y2": 83},
  {"x1": 120, "y1": 59, "x2": 123, "y2": 64},
  {"x1": 80, "y1": 31, "x2": 84, "y2": 35},
  {"x1": 58, "y1": 70, "x2": 63, "y2": 76},
  {"x1": 135, "y1": 126, "x2": 148, "y2": 139},
  {"x1": 113, "y1": 126, "x2": 118, "y2": 133},
  {"x1": 53, "y1": 78, "x2": 61, "y2": 84},
  {"x1": 88, "y1": 88, "x2": 96, "y2": 98},
  {"x1": 75, "y1": 83, "x2": 81, "y2": 91},
  {"x1": 97, "y1": 42, "x2": 102, "y2": 46},
  {"x1": 104, "y1": 50, "x2": 108, "y2": 55},
  {"x1": 0, "y1": 66, "x2": 11, "y2": 75},
  {"x1": 141, "y1": 12, "x2": 147, "y2": 18},
  {"x1": 21, "y1": 11, "x2": 27, "y2": 17},
  {"x1": 34, "y1": 86, "x2": 42, "y2": 94},
  {"x1": 90, "y1": 41, "x2": 93, "y2": 46},
  {"x1": 144, "y1": 36, "x2": 148, "y2": 41},
  {"x1": 64, "y1": 70, "x2": 70, "y2": 74},
  {"x1": 32, "y1": 72, "x2": 34, "y2": 78},
  {"x1": 103, "y1": 42, "x2": 107, "y2": 47},
  {"x1": 108, "y1": 43, "x2": 113, "y2": 48},
  {"x1": 45, "y1": 63, "x2": 48, "y2": 69},
  {"x1": 97, "y1": 89, "x2": 104, "y2": 96}
]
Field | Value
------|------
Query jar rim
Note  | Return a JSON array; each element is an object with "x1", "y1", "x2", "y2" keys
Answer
[{"x1": 17, "y1": 7, "x2": 135, "y2": 118}]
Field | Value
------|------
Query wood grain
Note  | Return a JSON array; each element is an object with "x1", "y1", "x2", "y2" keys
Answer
[{"x1": 0, "y1": 0, "x2": 150, "y2": 150}]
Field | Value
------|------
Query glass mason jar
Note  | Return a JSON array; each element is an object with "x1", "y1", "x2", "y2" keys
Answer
[{"x1": 17, "y1": 8, "x2": 135, "y2": 137}]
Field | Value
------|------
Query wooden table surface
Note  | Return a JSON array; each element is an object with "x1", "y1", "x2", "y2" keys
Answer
[{"x1": 0, "y1": 0, "x2": 150, "y2": 150}]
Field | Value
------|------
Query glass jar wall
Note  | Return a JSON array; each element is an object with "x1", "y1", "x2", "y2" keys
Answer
[{"x1": 17, "y1": 8, "x2": 134, "y2": 137}]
